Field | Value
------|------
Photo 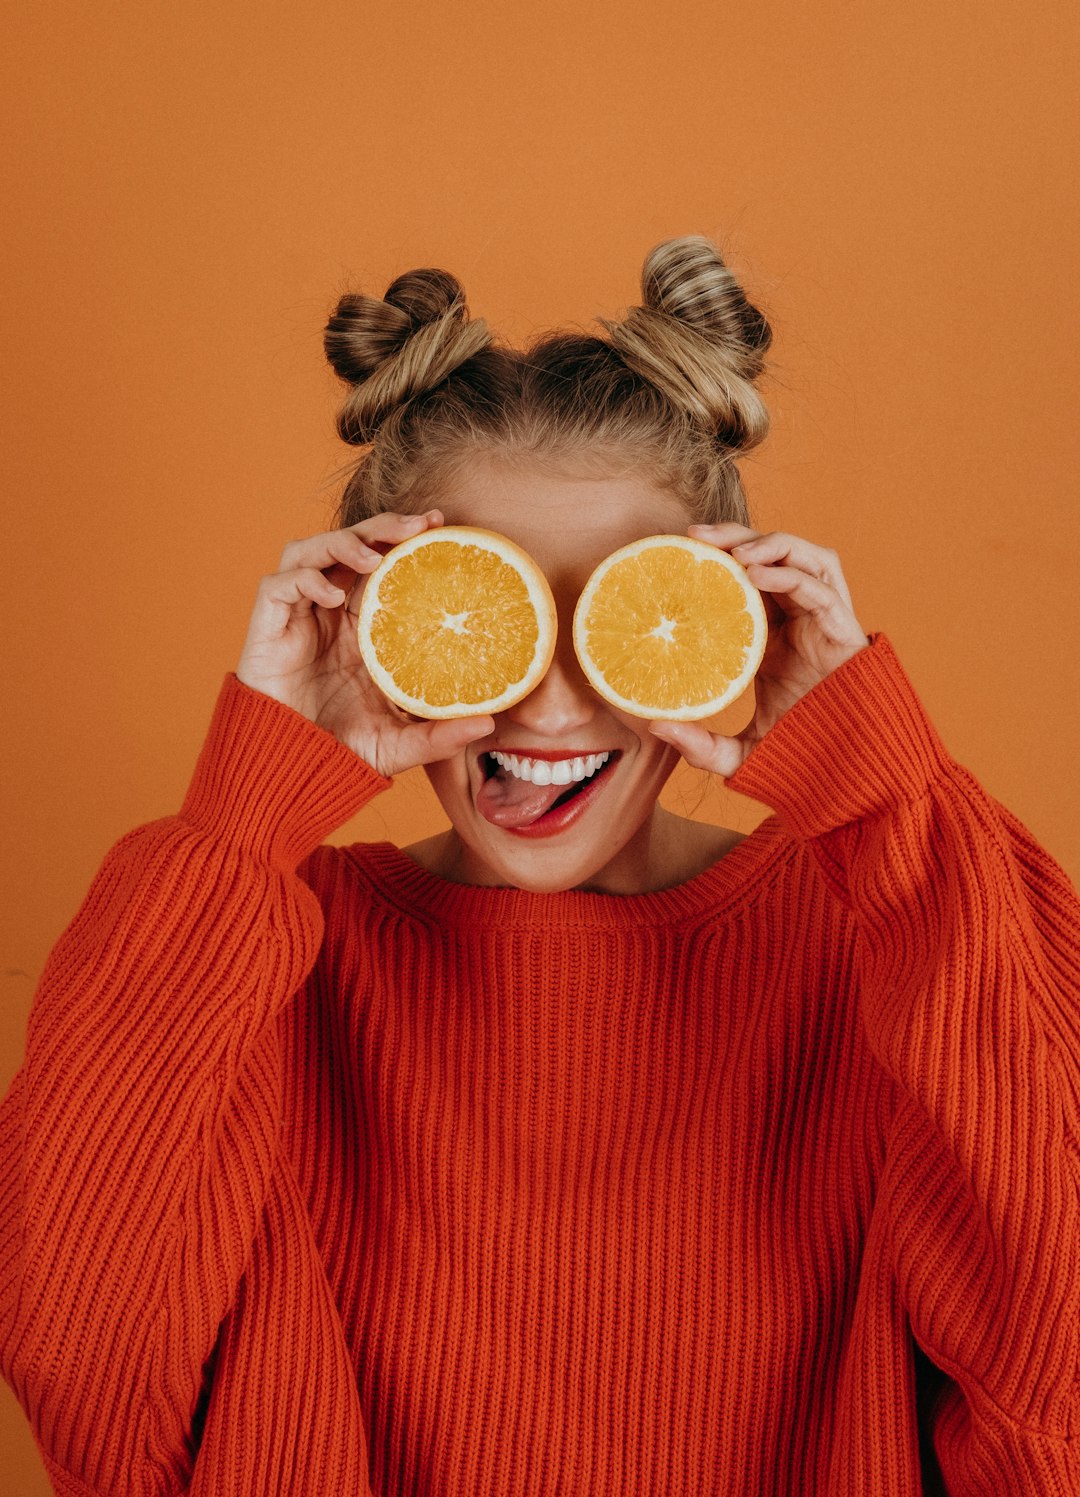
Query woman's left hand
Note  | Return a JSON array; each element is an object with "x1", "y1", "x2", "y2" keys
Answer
[{"x1": 648, "y1": 522, "x2": 872, "y2": 779}]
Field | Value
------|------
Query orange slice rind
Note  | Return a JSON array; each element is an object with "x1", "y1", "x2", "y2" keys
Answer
[
  {"x1": 572, "y1": 534, "x2": 768, "y2": 720},
  {"x1": 357, "y1": 525, "x2": 558, "y2": 719}
]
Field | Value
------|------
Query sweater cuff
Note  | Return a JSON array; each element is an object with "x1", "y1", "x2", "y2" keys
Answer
[
  {"x1": 723, "y1": 632, "x2": 955, "y2": 839},
  {"x1": 178, "y1": 673, "x2": 393, "y2": 871}
]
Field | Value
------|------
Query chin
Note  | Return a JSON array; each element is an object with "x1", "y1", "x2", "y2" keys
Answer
[
  {"x1": 508, "y1": 868, "x2": 595, "y2": 894},
  {"x1": 486, "y1": 839, "x2": 627, "y2": 895}
]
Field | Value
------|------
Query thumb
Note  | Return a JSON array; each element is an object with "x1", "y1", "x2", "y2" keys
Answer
[
  {"x1": 649, "y1": 721, "x2": 748, "y2": 781},
  {"x1": 422, "y1": 714, "x2": 496, "y2": 762}
]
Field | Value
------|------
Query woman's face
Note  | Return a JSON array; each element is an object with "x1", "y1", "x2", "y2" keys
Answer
[{"x1": 410, "y1": 455, "x2": 696, "y2": 894}]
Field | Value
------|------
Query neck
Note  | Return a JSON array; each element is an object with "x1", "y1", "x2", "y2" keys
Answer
[{"x1": 402, "y1": 807, "x2": 744, "y2": 896}]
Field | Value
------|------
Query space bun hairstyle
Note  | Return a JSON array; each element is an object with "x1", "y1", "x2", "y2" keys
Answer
[
  {"x1": 598, "y1": 235, "x2": 772, "y2": 452},
  {"x1": 326, "y1": 235, "x2": 773, "y2": 528}
]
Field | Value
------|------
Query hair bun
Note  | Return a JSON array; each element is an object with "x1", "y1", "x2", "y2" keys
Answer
[
  {"x1": 598, "y1": 234, "x2": 773, "y2": 451},
  {"x1": 324, "y1": 267, "x2": 493, "y2": 444}
]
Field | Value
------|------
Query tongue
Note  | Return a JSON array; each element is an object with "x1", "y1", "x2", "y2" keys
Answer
[{"x1": 475, "y1": 764, "x2": 573, "y2": 829}]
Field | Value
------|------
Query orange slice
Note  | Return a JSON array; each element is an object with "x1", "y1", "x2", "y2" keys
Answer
[
  {"x1": 357, "y1": 525, "x2": 558, "y2": 719},
  {"x1": 573, "y1": 534, "x2": 768, "y2": 720}
]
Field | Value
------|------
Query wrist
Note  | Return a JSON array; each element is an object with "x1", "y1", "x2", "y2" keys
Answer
[{"x1": 180, "y1": 674, "x2": 392, "y2": 871}]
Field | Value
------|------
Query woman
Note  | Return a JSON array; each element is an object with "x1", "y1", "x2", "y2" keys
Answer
[{"x1": 2, "y1": 237, "x2": 1077, "y2": 1495}]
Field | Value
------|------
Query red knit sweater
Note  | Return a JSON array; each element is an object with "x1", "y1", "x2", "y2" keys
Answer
[{"x1": 2, "y1": 631, "x2": 1079, "y2": 1496}]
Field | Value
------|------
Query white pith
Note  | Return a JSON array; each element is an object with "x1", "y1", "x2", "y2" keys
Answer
[{"x1": 489, "y1": 751, "x2": 612, "y2": 786}]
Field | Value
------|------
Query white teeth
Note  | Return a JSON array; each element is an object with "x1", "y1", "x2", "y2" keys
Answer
[{"x1": 490, "y1": 750, "x2": 612, "y2": 784}]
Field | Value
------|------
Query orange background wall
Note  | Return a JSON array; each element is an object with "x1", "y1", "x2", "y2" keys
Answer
[{"x1": 3, "y1": 0, "x2": 1078, "y2": 1485}]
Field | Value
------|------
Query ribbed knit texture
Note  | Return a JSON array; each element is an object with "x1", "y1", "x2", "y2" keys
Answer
[{"x1": 2, "y1": 631, "x2": 1079, "y2": 1496}]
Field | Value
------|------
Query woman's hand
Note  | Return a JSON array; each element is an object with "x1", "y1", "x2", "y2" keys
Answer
[
  {"x1": 648, "y1": 522, "x2": 871, "y2": 779},
  {"x1": 235, "y1": 510, "x2": 495, "y2": 779}
]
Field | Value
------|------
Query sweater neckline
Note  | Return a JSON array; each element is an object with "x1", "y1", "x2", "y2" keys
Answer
[{"x1": 346, "y1": 816, "x2": 790, "y2": 930}]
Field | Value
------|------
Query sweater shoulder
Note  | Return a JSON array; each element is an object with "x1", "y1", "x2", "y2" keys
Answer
[
  {"x1": 296, "y1": 840, "x2": 354, "y2": 904},
  {"x1": 292, "y1": 840, "x2": 401, "y2": 946}
]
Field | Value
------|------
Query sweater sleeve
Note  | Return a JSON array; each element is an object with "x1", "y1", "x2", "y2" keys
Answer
[
  {"x1": 0, "y1": 674, "x2": 392, "y2": 1497},
  {"x1": 725, "y1": 633, "x2": 1080, "y2": 1477}
]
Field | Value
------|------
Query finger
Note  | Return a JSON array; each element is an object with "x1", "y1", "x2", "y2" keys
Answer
[
  {"x1": 687, "y1": 522, "x2": 761, "y2": 547},
  {"x1": 252, "y1": 567, "x2": 350, "y2": 636},
  {"x1": 394, "y1": 713, "x2": 496, "y2": 766},
  {"x1": 729, "y1": 533, "x2": 853, "y2": 610},
  {"x1": 730, "y1": 532, "x2": 830, "y2": 572},
  {"x1": 278, "y1": 510, "x2": 443, "y2": 575},
  {"x1": 351, "y1": 509, "x2": 444, "y2": 551},
  {"x1": 340, "y1": 509, "x2": 450, "y2": 612},
  {"x1": 649, "y1": 720, "x2": 746, "y2": 780},
  {"x1": 279, "y1": 529, "x2": 385, "y2": 576},
  {"x1": 743, "y1": 562, "x2": 859, "y2": 639},
  {"x1": 690, "y1": 525, "x2": 855, "y2": 613}
]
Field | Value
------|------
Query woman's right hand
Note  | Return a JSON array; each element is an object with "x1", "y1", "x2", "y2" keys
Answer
[{"x1": 235, "y1": 510, "x2": 495, "y2": 779}]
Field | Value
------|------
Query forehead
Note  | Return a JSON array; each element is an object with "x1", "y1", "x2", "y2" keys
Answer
[{"x1": 429, "y1": 458, "x2": 690, "y2": 581}]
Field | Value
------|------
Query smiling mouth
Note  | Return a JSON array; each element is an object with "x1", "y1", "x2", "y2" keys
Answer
[
  {"x1": 485, "y1": 754, "x2": 611, "y2": 790},
  {"x1": 477, "y1": 749, "x2": 622, "y2": 825}
]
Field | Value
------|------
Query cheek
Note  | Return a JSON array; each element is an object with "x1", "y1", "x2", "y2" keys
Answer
[
  {"x1": 606, "y1": 711, "x2": 671, "y2": 771},
  {"x1": 633, "y1": 731, "x2": 681, "y2": 780},
  {"x1": 423, "y1": 755, "x2": 473, "y2": 806}
]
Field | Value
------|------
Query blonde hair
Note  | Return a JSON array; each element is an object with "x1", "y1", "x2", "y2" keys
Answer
[{"x1": 324, "y1": 235, "x2": 773, "y2": 529}]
